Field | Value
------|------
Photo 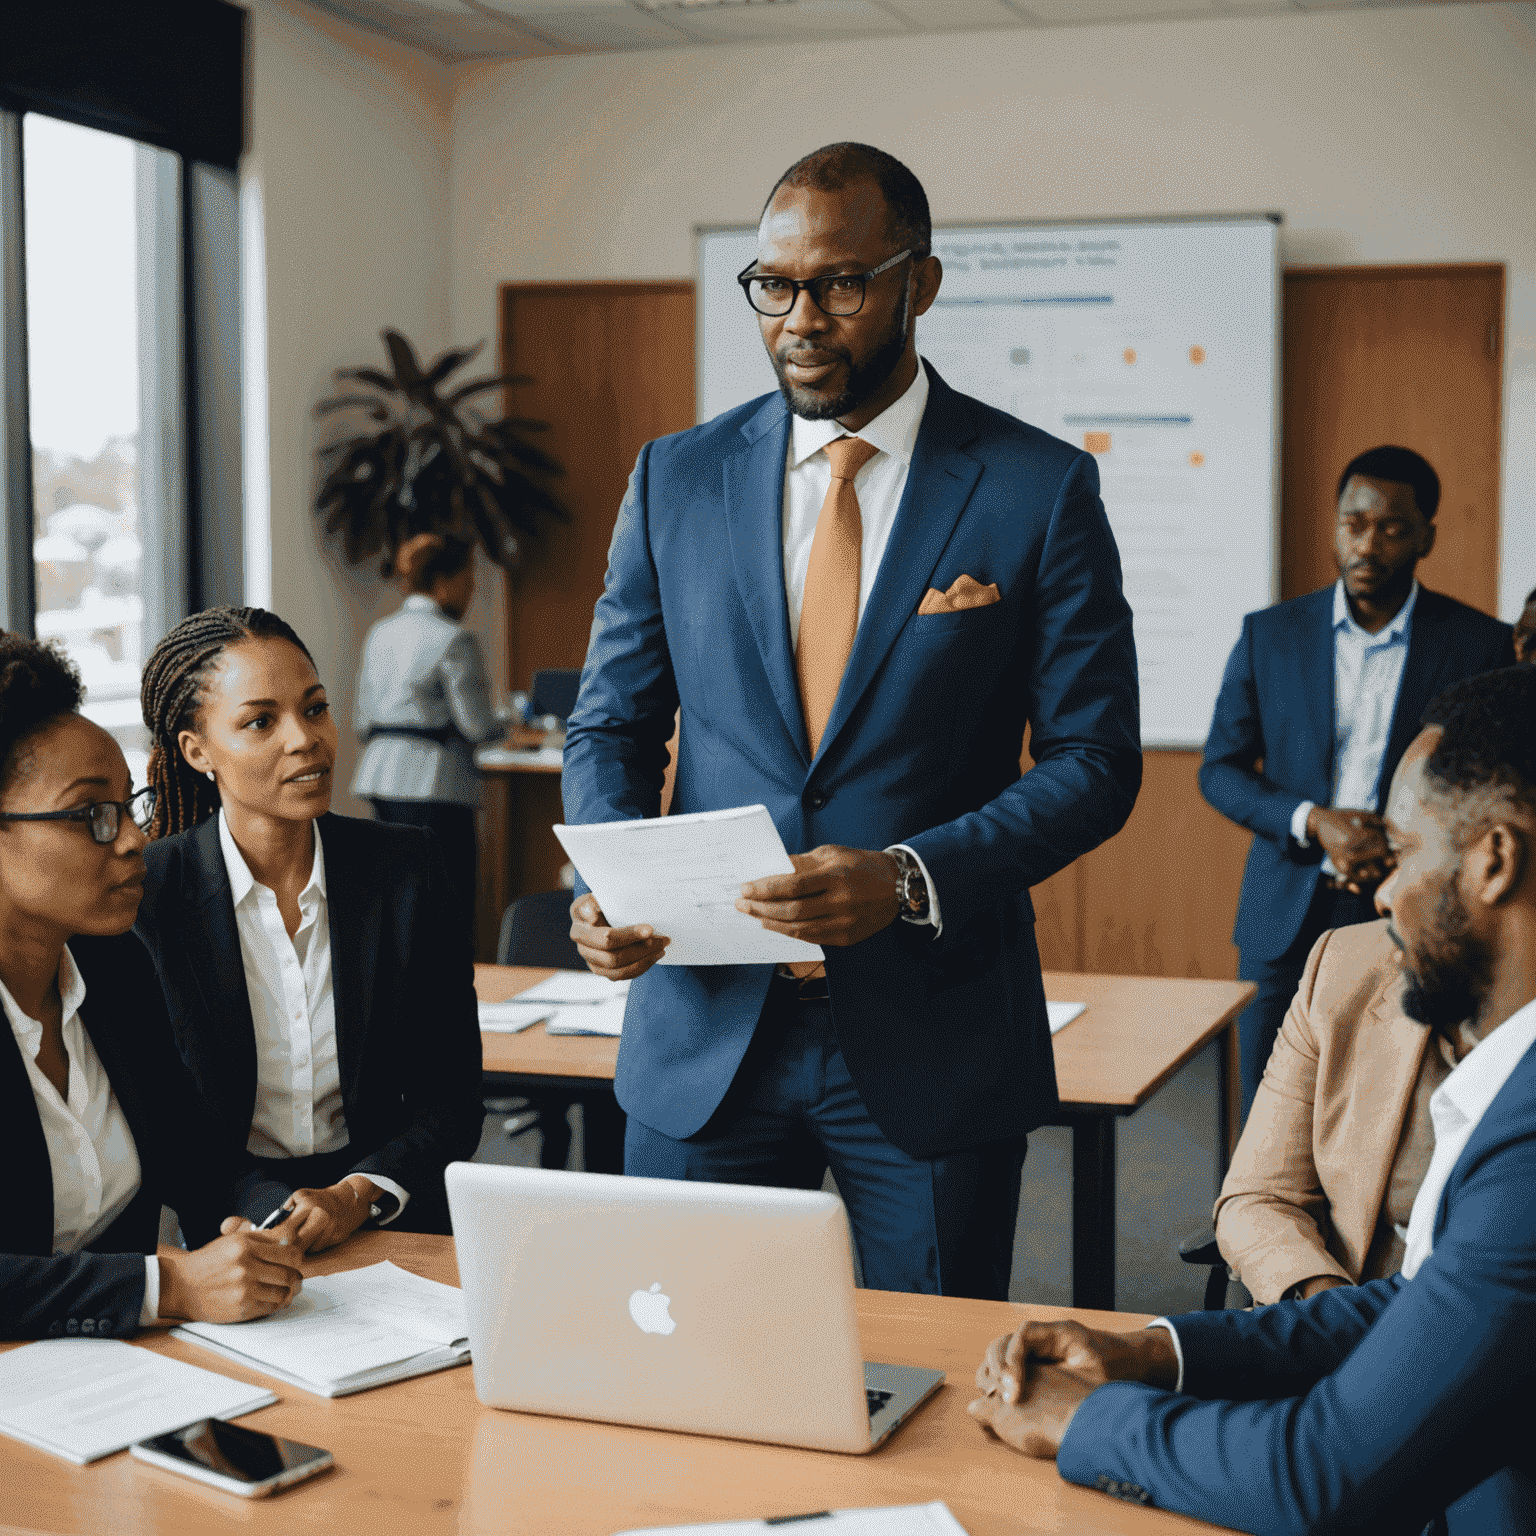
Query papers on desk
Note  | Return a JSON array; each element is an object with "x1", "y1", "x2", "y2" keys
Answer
[
  {"x1": 0, "y1": 1338, "x2": 275, "y2": 1464},
  {"x1": 613, "y1": 1501, "x2": 970, "y2": 1535},
  {"x1": 474, "y1": 744, "x2": 565, "y2": 770},
  {"x1": 173, "y1": 1261, "x2": 470, "y2": 1398},
  {"x1": 554, "y1": 805, "x2": 826, "y2": 967},
  {"x1": 1047, "y1": 1001, "x2": 1086, "y2": 1034},
  {"x1": 479, "y1": 973, "x2": 630, "y2": 1036}
]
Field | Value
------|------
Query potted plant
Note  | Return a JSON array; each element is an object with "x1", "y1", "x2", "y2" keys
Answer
[{"x1": 313, "y1": 328, "x2": 564, "y2": 574}]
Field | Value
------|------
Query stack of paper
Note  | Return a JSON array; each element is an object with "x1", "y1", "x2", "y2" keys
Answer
[
  {"x1": 1047, "y1": 1001, "x2": 1086, "y2": 1034},
  {"x1": 0, "y1": 1338, "x2": 275, "y2": 1464},
  {"x1": 173, "y1": 1261, "x2": 470, "y2": 1398},
  {"x1": 480, "y1": 973, "x2": 630, "y2": 1036}
]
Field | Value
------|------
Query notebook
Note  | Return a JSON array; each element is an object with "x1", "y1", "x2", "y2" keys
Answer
[
  {"x1": 0, "y1": 1338, "x2": 275, "y2": 1464},
  {"x1": 612, "y1": 1505, "x2": 969, "y2": 1535},
  {"x1": 173, "y1": 1261, "x2": 470, "y2": 1398}
]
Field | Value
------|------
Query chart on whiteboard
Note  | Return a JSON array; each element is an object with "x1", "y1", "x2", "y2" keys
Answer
[
  {"x1": 917, "y1": 221, "x2": 1278, "y2": 746},
  {"x1": 695, "y1": 218, "x2": 1278, "y2": 747}
]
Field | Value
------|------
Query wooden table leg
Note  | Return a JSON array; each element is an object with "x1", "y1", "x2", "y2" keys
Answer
[{"x1": 1069, "y1": 1114, "x2": 1117, "y2": 1312}]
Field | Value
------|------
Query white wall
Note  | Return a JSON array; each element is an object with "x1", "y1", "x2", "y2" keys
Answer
[
  {"x1": 448, "y1": 3, "x2": 1536, "y2": 622},
  {"x1": 243, "y1": 0, "x2": 452, "y2": 813}
]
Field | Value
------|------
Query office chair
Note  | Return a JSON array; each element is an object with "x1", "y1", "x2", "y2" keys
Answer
[
  {"x1": 1178, "y1": 1227, "x2": 1253, "y2": 1310},
  {"x1": 488, "y1": 890, "x2": 586, "y2": 1170},
  {"x1": 527, "y1": 669, "x2": 582, "y2": 724}
]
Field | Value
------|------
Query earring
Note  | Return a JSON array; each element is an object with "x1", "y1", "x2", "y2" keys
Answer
[{"x1": 206, "y1": 771, "x2": 215, "y2": 782}]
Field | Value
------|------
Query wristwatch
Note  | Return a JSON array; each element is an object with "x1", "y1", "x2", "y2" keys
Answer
[{"x1": 891, "y1": 847, "x2": 931, "y2": 922}]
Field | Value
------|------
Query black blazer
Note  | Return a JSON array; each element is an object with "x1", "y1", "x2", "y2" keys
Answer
[
  {"x1": 134, "y1": 812, "x2": 483, "y2": 1223},
  {"x1": 2, "y1": 931, "x2": 235, "y2": 1340},
  {"x1": 1200, "y1": 585, "x2": 1513, "y2": 962}
]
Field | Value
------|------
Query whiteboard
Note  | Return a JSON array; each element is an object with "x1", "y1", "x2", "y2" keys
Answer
[{"x1": 696, "y1": 217, "x2": 1280, "y2": 749}]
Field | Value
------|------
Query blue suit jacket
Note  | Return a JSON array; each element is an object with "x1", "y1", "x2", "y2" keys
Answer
[
  {"x1": 562, "y1": 364, "x2": 1142, "y2": 1159},
  {"x1": 1058, "y1": 1035, "x2": 1536, "y2": 1535},
  {"x1": 1200, "y1": 586, "x2": 1513, "y2": 962}
]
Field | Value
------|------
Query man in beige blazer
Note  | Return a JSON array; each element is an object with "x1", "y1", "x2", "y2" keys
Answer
[{"x1": 1214, "y1": 916, "x2": 1470, "y2": 1304}]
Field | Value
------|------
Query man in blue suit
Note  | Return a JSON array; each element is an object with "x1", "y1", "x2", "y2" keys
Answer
[
  {"x1": 1201, "y1": 445, "x2": 1512, "y2": 1115},
  {"x1": 970, "y1": 665, "x2": 1536, "y2": 1534},
  {"x1": 561, "y1": 143, "x2": 1141, "y2": 1300}
]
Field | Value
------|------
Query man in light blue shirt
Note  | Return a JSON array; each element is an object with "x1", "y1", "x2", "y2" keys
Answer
[{"x1": 1201, "y1": 445, "x2": 1513, "y2": 1115}]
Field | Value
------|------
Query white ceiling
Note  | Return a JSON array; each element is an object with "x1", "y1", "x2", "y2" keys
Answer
[{"x1": 296, "y1": 0, "x2": 1500, "y2": 62}]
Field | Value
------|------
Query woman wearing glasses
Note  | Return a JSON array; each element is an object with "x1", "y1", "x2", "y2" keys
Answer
[
  {"x1": 0, "y1": 633, "x2": 302, "y2": 1339},
  {"x1": 133, "y1": 607, "x2": 482, "y2": 1252}
]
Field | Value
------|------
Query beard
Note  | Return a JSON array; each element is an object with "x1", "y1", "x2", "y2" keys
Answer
[
  {"x1": 770, "y1": 284, "x2": 912, "y2": 422},
  {"x1": 1397, "y1": 877, "x2": 1492, "y2": 1036}
]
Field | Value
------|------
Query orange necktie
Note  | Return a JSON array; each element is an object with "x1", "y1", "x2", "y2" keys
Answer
[{"x1": 795, "y1": 435, "x2": 880, "y2": 756}]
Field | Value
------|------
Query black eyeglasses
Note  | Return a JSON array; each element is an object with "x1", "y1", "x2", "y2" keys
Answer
[
  {"x1": 737, "y1": 249, "x2": 913, "y2": 317},
  {"x1": 0, "y1": 787, "x2": 157, "y2": 844}
]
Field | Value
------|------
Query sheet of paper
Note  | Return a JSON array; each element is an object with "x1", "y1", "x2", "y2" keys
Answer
[
  {"x1": 544, "y1": 994, "x2": 628, "y2": 1036},
  {"x1": 1047, "y1": 1001, "x2": 1086, "y2": 1034},
  {"x1": 554, "y1": 806, "x2": 825, "y2": 967},
  {"x1": 611, "y1": 1500, "x2": 969, "y2": 1535},
  {"x1": 177, "y1": 1263, "x2": 466, "y2": 1386},
  {"x1": 478, "y1": 1000, "x2": 549, "y2": 1034},
  {"x1": 514, "y1": 972, "x2": 629, "y2": 1003},
  {"x1": 0, "y1": 1338, "x2": 275, "y2": 1464}
]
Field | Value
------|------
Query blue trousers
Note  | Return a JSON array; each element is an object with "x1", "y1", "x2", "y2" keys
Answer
[
  {"x1": 1237, "y1": 882, "x2": 1380, "y2": 1121},
  {"x1": 624, "y1": 980, "x2": 1028, "y2": 1301}
]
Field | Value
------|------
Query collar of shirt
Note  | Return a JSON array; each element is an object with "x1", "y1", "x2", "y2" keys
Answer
[
  {"x1": 218, "y1": 808, "x2": 327, "y2": 914},
  {"x1": 402, "y1": 593, "x2": 439, "y2": 614},
  {"x1": 0, "y1": 943, "x2": 88, "y2": 1061},
  {"x1": 788, "y1": 357, "x2": 930, "y2": 471},
  {"x1": 1430, "y1": 993, "x2": 1536, "y2": 1147},
  {"x1": 1332, "y1": 577, "x2": 1419, "y2": 645}
]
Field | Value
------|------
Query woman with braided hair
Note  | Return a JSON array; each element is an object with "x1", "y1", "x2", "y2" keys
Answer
[
  {"x1": 133, "y1": 606, "x2": 483, "y2": 1249},
  {"x1": 0, "y1": 631, "x2": 302, "y2": 1337},
  {"x1": 350, "y1": 531, "x2": 500, "y2": 938}
]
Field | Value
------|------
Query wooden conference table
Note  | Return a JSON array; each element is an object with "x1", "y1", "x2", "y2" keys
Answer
[
  {"x1": 479, "y1": 967, "x2": 1254, "y2": 1313},
  {"x1": 0, "y1": 1231, "x2": 1233, "y2": 1536}
]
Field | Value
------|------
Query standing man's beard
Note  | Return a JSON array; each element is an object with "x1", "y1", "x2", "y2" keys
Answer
[
  {"x1": 771, "y1": 285, "x2": 912, "y2": 422},
  {"x1": 1397, "y1": 878, "x2": 1493, "y2": 1037}
]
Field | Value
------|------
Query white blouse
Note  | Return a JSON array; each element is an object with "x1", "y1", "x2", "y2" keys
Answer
[{"x1": 6, "y1": 945, "x2": 158, "y2": 1322}]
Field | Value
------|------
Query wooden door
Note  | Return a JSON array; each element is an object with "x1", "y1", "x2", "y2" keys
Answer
[
  {"x1": 1036, "y1": 263, "x2": 1504, "y2": 984},
  {"x1": 477, "y1": 282, "x2": 695, "y2": 948},
  {"x1": 1281, "y1": 264, "x2": 1504, "y2": 607}
]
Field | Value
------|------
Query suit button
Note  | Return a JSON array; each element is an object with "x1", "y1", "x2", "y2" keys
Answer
[
  {"x1": 81, "y1": 1318, "x2": 95, "y2": 1334},
  {"x1": 48, "y1": 1320, "x2": 62, "y2": 1337},
  {"x1": 66, "y1": 1318, "x2": 80, "y2": 1335},
  {"x1": 97, "y1": 1318, "x2": 113, "y2": 1334},
  {"x1": 807, "y1": 792, "x2": 828, "y2": 811}
]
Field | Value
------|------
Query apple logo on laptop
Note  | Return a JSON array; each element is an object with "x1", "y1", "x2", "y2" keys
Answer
[{"x1": 628, "y1": 1282, "x2": 676, "y2": 1336}]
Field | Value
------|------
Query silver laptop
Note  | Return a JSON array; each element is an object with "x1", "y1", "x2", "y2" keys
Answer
[{"x1": 446, "y1": 1162, "x2": 945, "y2": 1453}]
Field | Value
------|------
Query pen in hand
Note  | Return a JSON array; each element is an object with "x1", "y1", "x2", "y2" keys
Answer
[{"x1": 256, "y1": 1204, "x2": 293, "y2": 1232}]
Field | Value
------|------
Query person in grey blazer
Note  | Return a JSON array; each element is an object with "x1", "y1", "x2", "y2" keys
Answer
[{"x1": 351, "y1": 532, "x2": 500, "y2": 931}]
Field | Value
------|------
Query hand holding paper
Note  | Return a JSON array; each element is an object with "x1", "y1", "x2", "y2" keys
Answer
[{"x1": 555, "y1": 807, "x2": 825, "y2": 968}]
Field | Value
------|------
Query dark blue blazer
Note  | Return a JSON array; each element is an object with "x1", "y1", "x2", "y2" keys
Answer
[
  {"x1": 1058, "y1": 1030, "x2": 1536, "y2": 1535},
  {"x1": 3, "y1": 931, "x2": 236, "y2": 1340},
  {"x1": 562, "y1": 364, "x2": 1142, "y2": 1159},
  {"x1": 135, "y1": 813, "x2": 483, "y2": 1223},
  {"x1": 1200, "y1": 586, "x2": 1513, "y2": 962}
]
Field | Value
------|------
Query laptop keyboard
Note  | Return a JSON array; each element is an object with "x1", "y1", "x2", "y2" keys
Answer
[{"x1": 866, "y1": 1388, "x2": 894, "y2": 1419}]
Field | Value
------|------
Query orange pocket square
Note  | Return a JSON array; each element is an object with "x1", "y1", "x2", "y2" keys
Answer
[{"x1": 917, "y1": 574, "x2": 1002, "y2": 615}]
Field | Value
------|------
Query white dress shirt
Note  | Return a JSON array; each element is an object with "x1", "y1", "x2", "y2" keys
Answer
[
  {"x1": 219, "y1": 812, "x2": 407, "y2": 1218},
  {"x1": 782, "y1": 361, "x2": 942, "y2": 932},
  {"x1": 1151, "y1": 995, "x2": 1536, "y2": 1392},
  {"x1": 1291, "y1": 581, "x2": 1419, "y2": 875},
  {"x1": 1400, "y1": 995, "x2": 1536, "y2": 1280},
  {"x1": 3, "y1": 946, "x2": 159, "y2": 1324}
]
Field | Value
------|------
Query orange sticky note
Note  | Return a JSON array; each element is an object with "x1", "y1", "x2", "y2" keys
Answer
[
  {"x1": 1084, "y1": 431, "x2": 1111, "y2": 454},
  {"x1": 1189, "y1": 450, "x2": 1205, "y2": 467},
  {"x1": 1123, "y1": 348, "x2": 1137, "y2": 365},
  {"x1": 1189, "y1": 345, "x2": 1206, "y2": 365}
]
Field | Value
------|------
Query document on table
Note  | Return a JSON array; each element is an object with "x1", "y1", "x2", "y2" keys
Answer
[
  {"x1": 554, "y1": 805, "x2": 825, "y2": 967},
  {"x1": 612, "y1": 1501, "x2": 970, "y2": 1535},
  {"x1": 0, "y1": 1338, "x2": 276, "y2": 1464},
  {"x1": 479, "y1": 972, "x2": 630, "y2": 1036},
  {"x1": 1047, "y1": 1001, "x2": 1086, "y2": 1034},
  {"x1": 173, "y1": 1261, "x2": 470, "y2": 1398}
]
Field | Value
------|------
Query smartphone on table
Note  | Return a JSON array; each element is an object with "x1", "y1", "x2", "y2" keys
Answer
[{"x1": 131, "y1": 1418, "x2": 333, "y2": 1497}]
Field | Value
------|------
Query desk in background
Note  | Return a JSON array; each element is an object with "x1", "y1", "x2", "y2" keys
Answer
[
  {"x1": 472, "y1": 744, "x2": 569, "y2": 961},
  {"x1": 0, "y1": 1230, "x2": 1232, "y2": 1536},
  {"x1": 477, "y1": 966, "x2": 1254, "y2": 1312}
]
